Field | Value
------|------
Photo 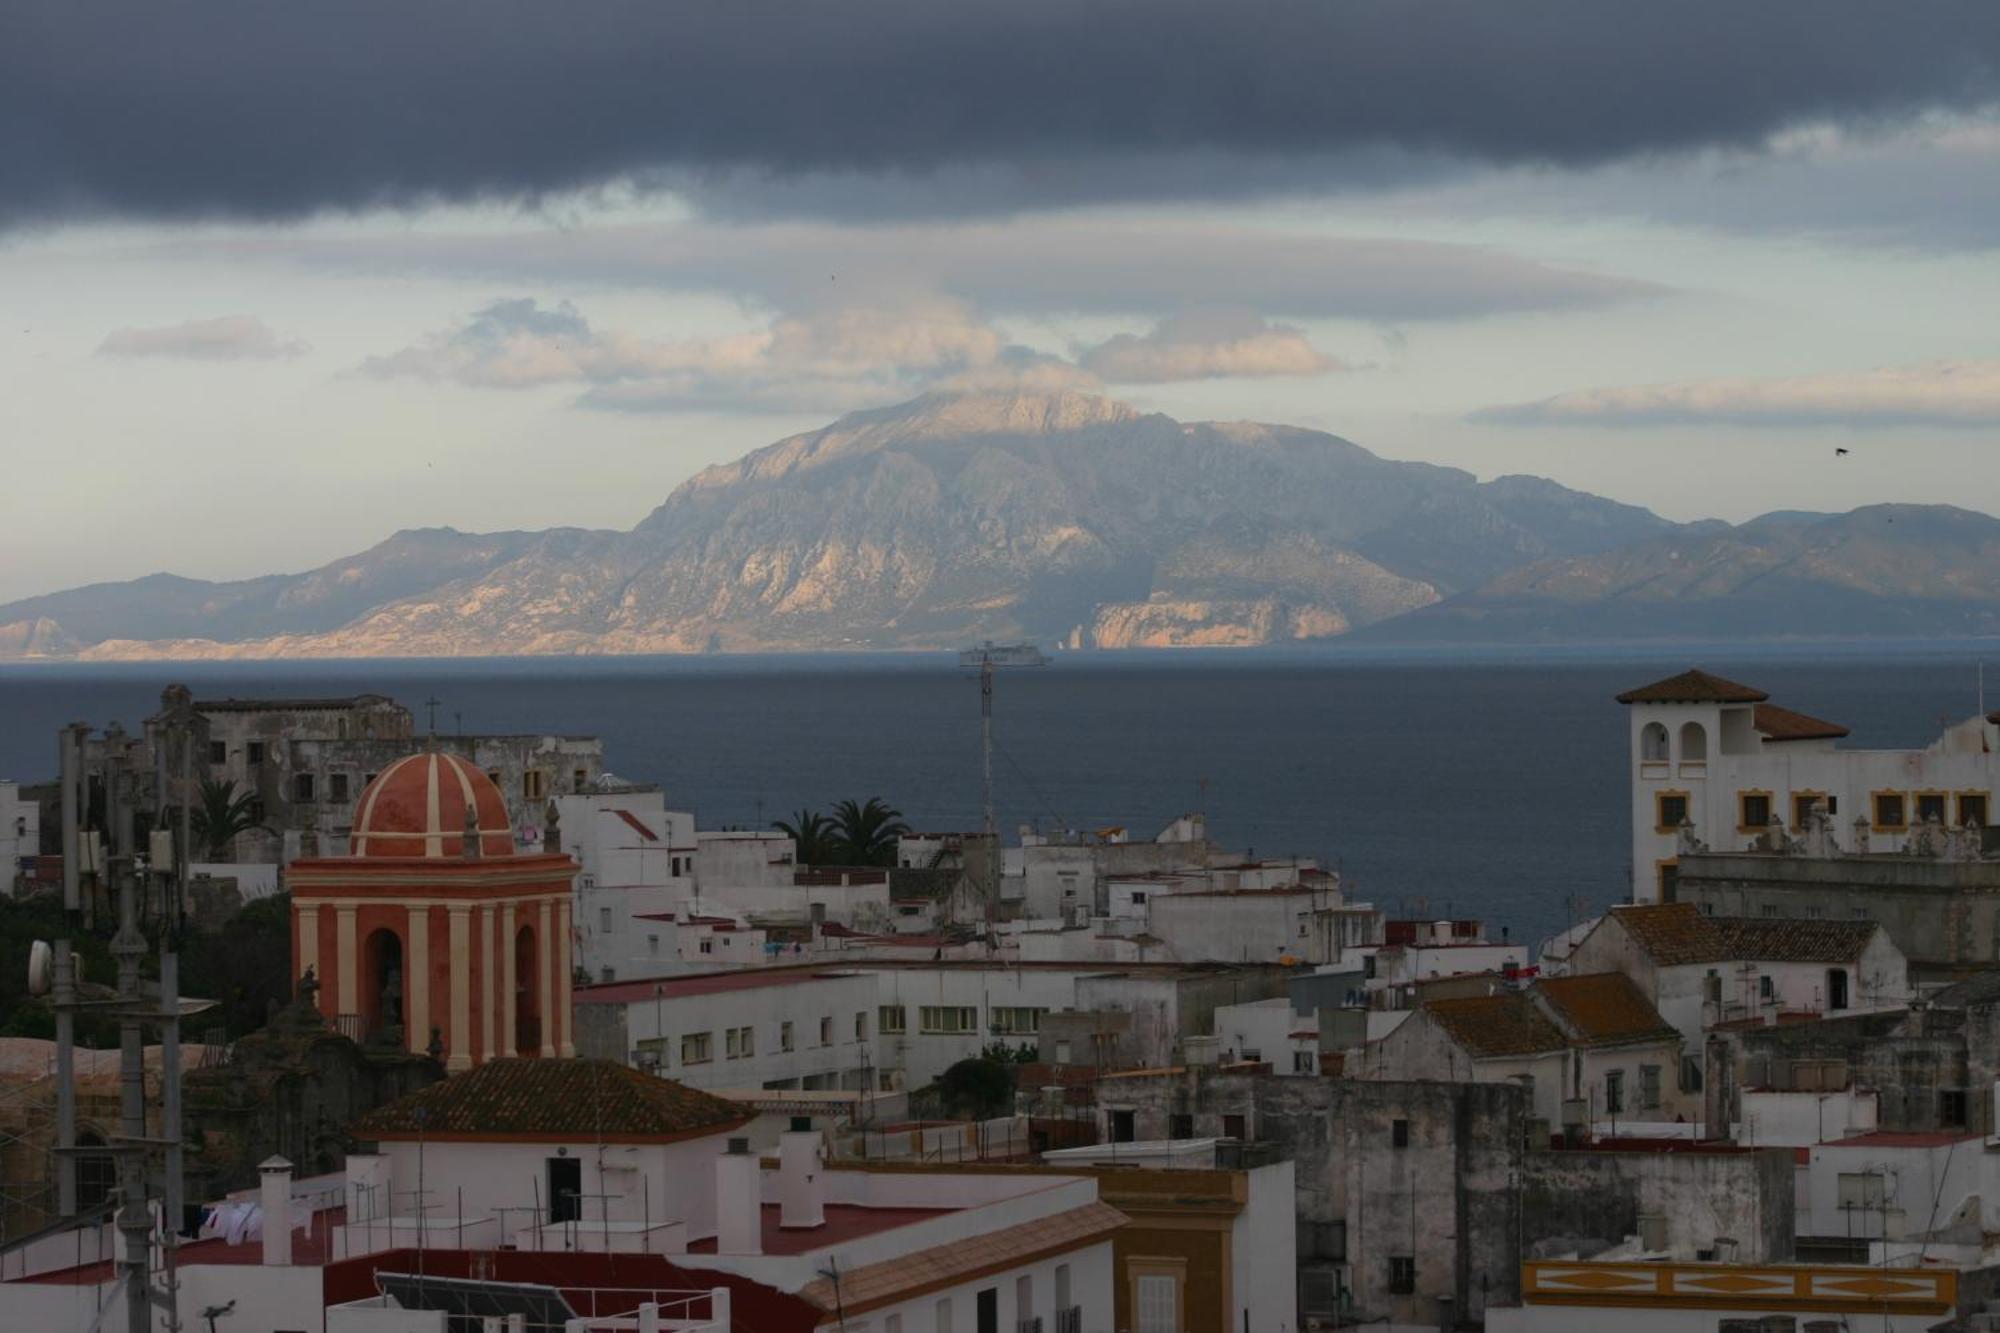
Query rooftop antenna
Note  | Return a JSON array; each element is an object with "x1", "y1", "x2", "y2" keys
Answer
[{"x1": 423, "y1": 696, "x2": 443, "y2": 736}]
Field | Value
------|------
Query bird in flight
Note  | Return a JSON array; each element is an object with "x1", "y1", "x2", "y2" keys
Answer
[{"x1": 1835, "y1": 447, "x2": 1849, "y2": 456}]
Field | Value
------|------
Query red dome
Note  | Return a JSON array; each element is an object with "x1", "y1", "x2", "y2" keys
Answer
[{"x1": 350, "y1": 752, "x2": 515, "y2": 859}]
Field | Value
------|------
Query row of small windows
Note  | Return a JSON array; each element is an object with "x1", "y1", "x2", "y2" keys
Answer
[
  {"x1": 637, "y1": 1005, "x2": 1049, "y2": 1067},
  {"x1": 1656, "y1": 788, "x2": 1990, "y2": 834},
  {"x1": 209, "y1": 751, "x2": 586, "y2": 807}
]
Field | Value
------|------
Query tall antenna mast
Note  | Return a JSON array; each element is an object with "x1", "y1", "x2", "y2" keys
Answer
[{"x1": 982, "y1": 657, "x2": 996, "y2": 939}]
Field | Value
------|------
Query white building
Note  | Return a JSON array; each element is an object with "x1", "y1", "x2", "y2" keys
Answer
[
  {"x1": 1, "y1": 779, "x2": 38, "y2": 892},
  {"x1": 1564, "y1": 901, "x2": 1911, "y2": 1048},
  {"x1": 1621, "y1": 667, "x2": 2000, "y2": 902},
  {"x1": 558, "y1": 786, "x2": 698, "y2": 982},
  {"x1": 587, "y1": 968, "x2": 884, "y2": 1092}
]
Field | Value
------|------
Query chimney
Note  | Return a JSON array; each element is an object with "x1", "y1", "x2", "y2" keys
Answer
[
  {"x1": 714, "y1": 1139, "x2": 762, "y2": 1254},
  {"x1": 779, "y1": 1121, "x2": 825, "y2": 1230},
  {"x1": 259, "y1": 1155, "x2": 293, "y2": 1265}
]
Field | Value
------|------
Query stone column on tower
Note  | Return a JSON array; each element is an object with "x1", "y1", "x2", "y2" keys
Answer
[
  {"x1": 538, "y1": 898, "x2": 556, "y2": 1057},
  {"x1": 406, "y1": 905, "x2": 431, "y2": 1056},
  {"x1": 336, "y1": 906, "x2": 358, "y2": 1018},
  {"x1": 556, "y1": 898, "x2": 575, "y2": 1057},
  {"x1": 448, "y1": 904, "x2": 472, "y2": 1072},
  {"x1": 480, "y1": 903, "x2": 496, "y2": 1064},
  {"x1": 501, "y1": 900, "x2": 518, "y2": 1058}
]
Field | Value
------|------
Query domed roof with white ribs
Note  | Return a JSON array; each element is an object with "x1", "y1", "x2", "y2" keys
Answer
[{"x1": 349, "y1": 751, "x2": 515, "y2": 859}]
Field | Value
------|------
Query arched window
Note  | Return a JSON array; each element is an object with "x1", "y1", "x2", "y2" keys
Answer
[
  {"x1": 1641, "y1": 722, "x2": 1670, "y2": 762},
  {"x1": 361, "y1": 927, "x2": 405, "y2": 1041},
  {"x1": 1679, "y1": 721, "x2": 1708, "y2": 762}
]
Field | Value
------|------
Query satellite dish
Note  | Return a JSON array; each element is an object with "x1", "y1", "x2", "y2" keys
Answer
[{"x1": 27, "y1": 940, "x2": 52, "y2": 997}]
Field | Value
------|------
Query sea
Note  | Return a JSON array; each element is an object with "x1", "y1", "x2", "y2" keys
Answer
[{"x1": 5, "y1": 640, "x2": 1999, "y2": 949}]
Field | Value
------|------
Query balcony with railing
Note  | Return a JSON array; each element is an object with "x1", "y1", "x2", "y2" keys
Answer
[{"x1": 1054, "y1": 1308, "x2": 1083, "y2": 1333}]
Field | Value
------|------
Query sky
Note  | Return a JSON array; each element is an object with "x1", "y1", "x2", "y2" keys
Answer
[{"x1": 5, "y1": 1, "x2": 2000, "y2": 603}]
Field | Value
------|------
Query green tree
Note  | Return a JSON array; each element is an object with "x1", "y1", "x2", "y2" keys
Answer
[
  {"x1": 177, "y1": 893, "x2": 297, "y2": 1037},
  {"x1": 190, "y1": 778, "x2": 267, "y2": 860},
  {"x1": 937, "y1": 1055, "x2": 1015, "y2": 1118},
  {"x1": 772, "y1": 808, "x2": 838, "y2": 867},
  {"x1": 829, "y1": 797, "x2": 910, "y2": 867}
]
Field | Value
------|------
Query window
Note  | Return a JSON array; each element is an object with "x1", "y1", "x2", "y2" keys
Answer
[
  {"x1": 1873, "y1": 791, "x2": 1907, "y2": 830},
  {"x1": 1916, "y1": 791, "x2": 1948, "y2": 826},
  {"x1": 523, "y1": 770, "x2": 547, "y2": 802},
  {"x1": 647, "y1": 934, "x2": 659, "y2": 954},
  {"x1": 208, "y1": 740, "x2": 227, "y2": 765},
  {"x1": 725, "y1": 1026, "x2": 754, "y2": 1059},
  {"x1": 698, "y1": 938, "x2": 713, "y2": 955},
  {"x1": 1679, "y1": 721, "x2": 1707, "y2": 762},
  {"x1": 1110, "y1": 1109, "x2": 1136, "y2": 1143},
  {"x1": 1169, "y1": 1113, "x2": 1193, "y2": 1137},
  {"x1": 977, "y1": 1286, "x2": 998, "y2": 1333},
  {"x1": 1960, "y1": 792, "x2": 1990, "y2": 828},
  {"x1": 1640, "y1": 721, "x2": 1669, "y2": 762},
  {"x1": 780, "y1": 1021, "x2": 794, "y2": 1052},
  {"x1": 243, "y1": 741, "x2": 265, "y2": 766},
  {"x1": 1388, "y1": 1256, "x2": 1416, "y2": 1296},
  {"x1": 1940, "y1": 1089, "x2": 1968, "y2": 1126},
  {"x1": 1680, "y1": 1054, "x2": 1704, "y2": 1092},
  {"x1": 1130, "y1": 890, "x2": 1147, "y2": 905},
  {"x1": 598, "y1": 907, "x2": 612, "y2": 932},
  {"x1": 820, "y1": 1016, "x2": 833, "y2": 1046},
  {"x1": 1838, "y1": 1172, "x2": 1886, "y2": 1213},
  {"x1": 1639, "y1": 1065, "x2": 1661, "y2": 1110},
  {"x1": 635, "y1": 1035, "x2": 666, "y2": 1067},
  {"x1": 1791, "y1": 791, "x2": 1830, "y2": 830},
  {"x1": 919, "y1": 1006, "x2": 979, "y2": 1034},
  {"x1": 1654, "y1": 791, "x2": 1690, "y2": 833},
  {"x1": 854, "y1": 1011, "x2": 868, "y2": 1041},
  {"x1": 1761, "y1": 904, "x2": 1780, "y2": 918},
  {"x1": 1737, "y1": 790, "x2": 1773, "y2": 831},
  {"x1": 1135, "y1": 1275, "x2": 1178, "y2": 1333},
  {"x1": 1015, "y1": 1275, "x2": 1032, "y2": 1326},
  {"x1": 1605, "y1": 1070, "x2": 1625, "y2": 1115},
  {"x1": 989, "y1": 1006, "x2": 1046, "y2": 1035},
  {"x1": 599, "y1": 967, "x2": 614, "y2": 983},
  {"x1": 878, "y1": 1005, "x2": 905, "y2": 1035},
  {"x1": 1293, "y1": 1050, "x2": 1316, "y2": 1074},
  {"x1": 1054, "y1": 1039, "x2": 1073, "y2": 1064},
  {"x1": 680, "y1": 1032, "x2": 712, "y2": 1064},
  {"x1": 572, "y1": 768, "x2": 588, "y2": 791},
  {"x1": 1759, "y1": 975, "x2": 1775, "y2": 1001},
  {"x1": 330, "y1": 773, "x2": 349, "y2": 804},
  {"x1": 1827, "y1": 968, "x2": 1849, "y2": 1011},
  {"x1": 363, "y1": 772, "x2": 377, "y2": 789},
  {"x1": 293, "y1": 772, "x2": 316, "y2": 803},
  {"x1": 1657, "y1": 860, "x2": 1679, "y2": 898},
  {"x1": 936, "y1": 1298, "x2": 953, "y2": 1333},
  {"x1": 1223, "y1": 1113, "x2": 1246, "y2": 1139},
  {"x1": 1391, "y1": 1118, "x2": 1409, "y2": 1148}
]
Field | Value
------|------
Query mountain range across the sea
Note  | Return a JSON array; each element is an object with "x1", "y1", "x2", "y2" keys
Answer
[{"x1": 8, "y1": 390, "x2": 2000, "y2": 661}]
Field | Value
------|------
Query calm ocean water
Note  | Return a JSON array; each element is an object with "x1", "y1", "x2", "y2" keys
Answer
[{"x1": 5, "y1": 641, "x2": 1999, "y2": 947}]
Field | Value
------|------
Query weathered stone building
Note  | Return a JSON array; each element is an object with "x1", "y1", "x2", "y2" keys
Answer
[{"x1": 1091, "y1": 1066, "x2": 1796, "y2": 1327}]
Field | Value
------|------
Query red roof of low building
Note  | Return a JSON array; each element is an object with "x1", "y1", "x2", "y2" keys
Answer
[
  {"x1": 1753, "y1": 702, "x2": 1851, "y2": 742},
  {"x1": 1534, "y1": 973, "x2": 1679, "y2": 1048},
  {"x1": 1425, "y1": 993, "x2": 1567, "y2": 1058},
  {"x1": 347, "y1": 1058, "x2": 747, "y2": 1143},
  {"x1": 1616, "y1": 669, "x2": 1768, "y2": 705}
]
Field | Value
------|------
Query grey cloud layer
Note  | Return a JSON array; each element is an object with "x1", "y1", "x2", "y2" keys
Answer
[
  {"x1": 97, "y1": 315, "x2": 306, "y2": 360},
  {"x1": 171, "y1": 220, "x2": 1660, "y2": 321},
  {"x1": 6, "y1": 0, "x2": 1998, "y2": 224}
]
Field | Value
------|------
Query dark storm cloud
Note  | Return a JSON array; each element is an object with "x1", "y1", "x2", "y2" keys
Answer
[{"x1": 4, "y1": 0, "x2": 1998, "y2": 225}]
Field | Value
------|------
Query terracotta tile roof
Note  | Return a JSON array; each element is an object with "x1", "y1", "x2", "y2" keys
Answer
[
  {"x1": 1533, "y1": 973, "x2": 1679, "y2": 1048},
  {"x1": 1424, "y1": 994, "x2": 1567, "y2": 1058},
  {"x1": 1712, "y1": 918, "x2": 1878, "y2": 964},
  {"x1": 1607, "y1": 903, "x2": 1878, "y2": 965},
  {"x1": 1615, "y1": 668, "x2": 1768, "y2": 705},
  {"x1": 796, "y1": 1201, "x2": 1127, "y2": 1317},
  {"x1": 1753, "y1": 702, "x2": 1851, "y2": 742},
  {"x1": 347, "y1": 1059, "x2": 748, "y2": 1143}
]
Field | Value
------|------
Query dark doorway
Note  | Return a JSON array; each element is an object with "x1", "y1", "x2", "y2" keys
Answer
[
  {"x1": 546, "y1": 1156, "x2": 581, "y2": 1223},
  {"x1": 976, "y1": 1287, "x2": 998, "y2": 1333},
  {"x1": 1111, "y1": 1109, "x2": 1135, "y2": 1143},
  {"x1": 1828, "y1": 968, "x2": 1850, "y2": 1011}
]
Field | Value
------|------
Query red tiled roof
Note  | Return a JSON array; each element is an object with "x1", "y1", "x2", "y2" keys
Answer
[
  {"x1": 1753, "y1": 702, "x2": 1850, "y2": 742},
  {"x1": 1607, "y1": 903, "x2": 1877, "y2": 965},
  {"x1": 1424, "y1": 993, "x2": 1567, "y2": 1058},
  {"x1": 1533, "y1": 973, "x2": 1679, "y2": 1048},
  {"x1": 1616, "y1": 669, "x2": 1768, "y2": 705},
  {"x1": 347, "y1": 1058, "x2": 747, "y2": 1142}
]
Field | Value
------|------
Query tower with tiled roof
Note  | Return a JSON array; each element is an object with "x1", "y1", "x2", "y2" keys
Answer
[{"x1": 289, "y1": 750, "x2": 579, "y2": 1069}]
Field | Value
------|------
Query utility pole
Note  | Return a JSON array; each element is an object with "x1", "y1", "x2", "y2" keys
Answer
[
  {"x1": 111, "y1": 855, "x2": 150, "y2": 1333},
  {"x1": 981, "y1": 657, "x2": 996, "y2": 939}
]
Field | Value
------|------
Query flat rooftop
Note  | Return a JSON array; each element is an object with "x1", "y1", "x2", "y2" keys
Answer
[{"x1": 683, "y1": 1202, "x2": 955, "y2": 1257}]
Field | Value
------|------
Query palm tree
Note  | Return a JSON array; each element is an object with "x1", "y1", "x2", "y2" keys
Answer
[
  {"x1": 829, "y1": 797, "x2": 910, "y2": 867},
  {"x1": 772, "y1": 808, "x2": 838, "y2": 867},
  {"x1": 190, "y1": 778, "x2": 268, "y2": 860}
]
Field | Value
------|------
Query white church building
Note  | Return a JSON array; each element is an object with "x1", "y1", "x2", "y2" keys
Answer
[{"x1": 1621, "y1": 668, "x2": 2000, "y2": 903}]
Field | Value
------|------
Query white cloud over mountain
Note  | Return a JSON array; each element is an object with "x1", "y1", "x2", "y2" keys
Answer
[
  {"x1": 1473, "y1": 359, "x2": 2000, "y2": 428},
  {"x1": 1079, "y1": 312, "x2": 1341, "y2": 383}
]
